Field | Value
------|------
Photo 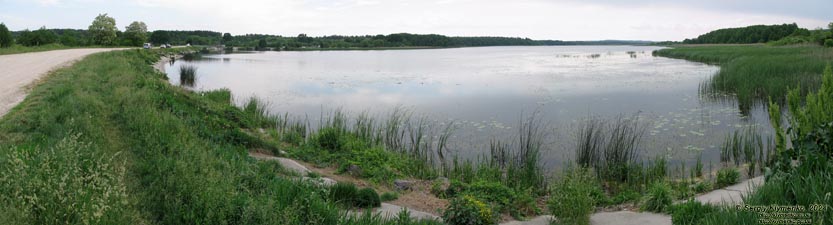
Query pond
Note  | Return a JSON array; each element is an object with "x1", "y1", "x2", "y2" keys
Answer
[{"x1": 163, "y1": 46, "x2": 772, "y2": 171}]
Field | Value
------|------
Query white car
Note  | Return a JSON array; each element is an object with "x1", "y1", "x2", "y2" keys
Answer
[{"x1": 143, "y1": 43, "x2": 152, "y2": 49}]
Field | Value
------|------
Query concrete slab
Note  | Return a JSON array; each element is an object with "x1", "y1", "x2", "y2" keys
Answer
[
  {"x1": 375, "y1": 203, "x2": 441, "y2": 221},
  {"x1": 590, "y1": 211, "x2": 671, "y2": 225},
  {"x1": 248, "y1": 152, "x2": 311, "y2": 176},
  {"x1": 500, "y1": 215, "x2": 554, "y2": 225},
  {"x1": 695, "y1": 176, "x2": 764, "y2": 205}
]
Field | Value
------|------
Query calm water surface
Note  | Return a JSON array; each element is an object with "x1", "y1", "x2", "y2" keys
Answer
[{"x1": 164, "y1": 46, "x2": 771, "y2": 170}]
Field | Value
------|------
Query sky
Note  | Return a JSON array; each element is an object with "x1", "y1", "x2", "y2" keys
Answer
[{"x1": 0, "y1": 0, "x2": 830, "y2": 41}]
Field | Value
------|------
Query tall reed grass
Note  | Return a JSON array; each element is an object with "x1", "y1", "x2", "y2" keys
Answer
[{"x1": 179, "y1": 64, "x2": 197, "y2": 87}]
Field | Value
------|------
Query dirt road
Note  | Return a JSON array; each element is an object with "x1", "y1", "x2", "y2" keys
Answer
[{"x1": 0, "y1": 48, "x2": 124, "y2": 117}]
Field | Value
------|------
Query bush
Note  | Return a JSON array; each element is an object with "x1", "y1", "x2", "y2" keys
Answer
[
  {"x1": 355, "y1": 188, "x2": 381, "y2": 208},
  {"x1": 329, "y1": 182, "x2": 358, "y2": 206},
  {"x1": 715, "y1": 167, "x2": 739, "y2": 188},
  {"x1": 825, "y1": 39, "x2": 833, "y2": 47},
  {"x1": 380, "y1": 192, "x2": 399, "y2": 201},
  {"x1": 671, "y1": 200, "x2": 716, "y2": 225},
  {"x1": 610, "y1": 189, "x2": 641, "y2": 205},
  {"x1": 442, "y1": 195, "x2": 497, "y2": 225},
  {"x1": 547, "y1": 167, "x2": 597, "y2": 225},
  {"x1": 640, "y1": 181, "x2": 673, "y2": 213},
  {"x1": 466, "y1": 181, "x2": 514, "y2": 211}
]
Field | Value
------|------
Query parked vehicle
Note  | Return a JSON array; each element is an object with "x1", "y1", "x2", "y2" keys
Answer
[{"x1": 143, "y1": 43, "x2": 152, "y2": 49}]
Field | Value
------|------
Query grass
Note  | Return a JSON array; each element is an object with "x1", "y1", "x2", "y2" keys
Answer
[
  {"x1": 0, "y1": 43, "x2": 72, "y2": 55},
  {"x1": 719, "y1": 126, "x2": 774, "y2": 177},
  {"x1": 653, "y1": 45, "x2": 833, "y2": 113},
  {"x1": 574, "y1": 115, "x2": 646, "y2": 184},
  {"x1": 179, "y1": 64, "x2": 197, "y2": 87},
  {"x1": 0, "y1": 49, "x2": 438, "y2": 224},
  {"x1": 679, "y1": 65, "x2": 833, "y2": 225},
  {"x1": 547, "y1": 167, "x2": 597, "y2": 225}
]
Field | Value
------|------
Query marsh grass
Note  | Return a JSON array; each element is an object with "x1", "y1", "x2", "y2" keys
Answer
[
  {"x1": 179, "y1": 64, "x2": 197, "y2": 86},
  {"x1": 574, "y1": 115, "x2": 647, "y2": 184},
  {"x1": 719, "y1": 126, "x2": 774, "y2": 177},
  {"x1": 654, "y1": 45, "x2": 833, "y2": 112}
]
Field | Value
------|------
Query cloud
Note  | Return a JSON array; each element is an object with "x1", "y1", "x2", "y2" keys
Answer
[{"x1": 2, "y1": 0, "x2": 830, "y2": 40}]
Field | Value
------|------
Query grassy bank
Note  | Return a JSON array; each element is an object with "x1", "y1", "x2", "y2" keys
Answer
[
  {"x1": 0, "y1": 49, "x2": 440, "y2": 224},
  {"x1": 0, "y1": 43, "x2": 73, "y2": 55},
  {"x1": 653, "y1": 45, "x2": 833, "y2": 113}
]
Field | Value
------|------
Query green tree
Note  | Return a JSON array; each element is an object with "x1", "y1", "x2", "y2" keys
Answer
[
  {"x1": 0, "y1": 23, "x2": 12, "y2": 48},
  {"x1": 17, "y1": 27, "x2": 57, "y2": 46},
  {"x1": 149, "y1": 30, "x2": 169, "y2": 44},
  {"x1": 88, "y1": 13, "x2": 118, "y2": 45},
  {"x1": 222, "y1": 33, "x2": 233, "y2": 44},
  {"x1": 123, "y1": 21, "x2": 147, "y2": 46}
]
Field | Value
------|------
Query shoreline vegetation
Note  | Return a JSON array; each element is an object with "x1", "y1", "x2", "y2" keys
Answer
[
  {"x1": 0, "y1": 46, "x2": 789, "y2": 225},
  {"x1": 653, "y1": 45, "x2": 833, "y2": 113},
  {"x1": 0, "y1": 17, "x2": 831, "y2": 225}
]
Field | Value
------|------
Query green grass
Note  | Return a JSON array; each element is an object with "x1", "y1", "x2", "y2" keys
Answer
[
  {"x1": 0, "y1": 43, "x2": 72, "y2": 55},
  {"x1": 680, "y1": 65, "x2": 833, "y2": 225},
  {"x1": 653, "y1": 45, "x2": 833, "y2": 112},
  {"x1": 0, "y1": 49, "x2": 438, "y2": 224}
]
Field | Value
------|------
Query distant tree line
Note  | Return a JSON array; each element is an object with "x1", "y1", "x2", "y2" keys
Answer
[
  {"x1": 1, "y1": 13, "x2": 149, "y2": 48},
  {"x1": 677, "y1": 22, "x2": 833, "y2": 47},
  {"x1": 683, "y1": 23, "x2": 800, "y2": 44},
  {"x1": 143, "y1": 31, "x2": 648, "y2": 50}
]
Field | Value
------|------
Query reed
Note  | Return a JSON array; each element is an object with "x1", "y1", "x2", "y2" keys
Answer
[{"x1": 179, "y1": 64, "x2": 197, "y2": 86}]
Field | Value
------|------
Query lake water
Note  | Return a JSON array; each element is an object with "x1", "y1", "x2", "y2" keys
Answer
[{"x1": 164, "y1": 46, "x2": 772, "y2": 170}]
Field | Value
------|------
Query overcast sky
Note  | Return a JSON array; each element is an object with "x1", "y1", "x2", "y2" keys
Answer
[{"x1": 1, "y1": 0, "x2": 830, "y2": 41}]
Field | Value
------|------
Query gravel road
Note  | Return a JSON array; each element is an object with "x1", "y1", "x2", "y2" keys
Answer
[{"x1": 0, "y1": 48, "x2": 123, "y2": 116}]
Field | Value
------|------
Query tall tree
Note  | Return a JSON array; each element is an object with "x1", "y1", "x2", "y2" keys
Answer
[
  {"x1": 222, "y1": 33, "x2": 233, "y2": 44},
  {"x1": 88, "y1": 13, "x2": 118, "y2": 45},
  {"x1": 0, "y1": 23, "x2": 12, "y2": 48},
  {"x1": 123, "y1": 21, "x2": 148, "y2": 46},
  {"x1": 17, "y1": 27, "x2": 57, "y2": 46}
]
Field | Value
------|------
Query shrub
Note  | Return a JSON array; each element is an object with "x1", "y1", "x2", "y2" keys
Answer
[
  {"x1": 671, "y1": 200, "x2": 716, "y2": 225},
  {"x1": 314, "y1": 127, "x2": 345, "y2": 152},
  {"x1": 715, "y1": 167, "x2": 739, "y2": 188},
  {"x1": 547, "y1": 167, "x2": 597, "y2": 225},
  {"x1": 465, "y1": 181, "x2": 515, "y2": 211},
  {"x1": 329, "y1": 182, "x2": 358, "y2": 206},
  {"x1": 510, "y1": 188, "x2": 541, "y2": 219},
  {"x1": 380, "y1": 192, "x2": 399, "y2": 202},
  {"x1": 442, "y1": 195, "x2": 497, "y2": 225},
  {"x1": 355, "y1": 188, "x2": 381, "y2": 208},
  {"x1": 610, "y1": 189, "x2": 641, "y2": 205},
  {"x1": 640, "y1": 181, "x2": 673, "y2": 213},
  {"x1": 691, "y1": 180, "x2": 712, "y2": 193},
  {"x1": 444, "y1": 179, "x2": 469, "y2": 198},
  {"x1": 825, "y1": 39, "x2": 833, "y2": 47}
]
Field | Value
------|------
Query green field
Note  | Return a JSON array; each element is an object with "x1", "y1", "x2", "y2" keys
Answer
[{"x1": 653, "y1": 45, "x2": 833, "y2": 112}]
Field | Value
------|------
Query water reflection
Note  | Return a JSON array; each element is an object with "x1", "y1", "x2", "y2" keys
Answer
[{"x1": 164, "y1": 46, "x2": 772, "y2": 169}]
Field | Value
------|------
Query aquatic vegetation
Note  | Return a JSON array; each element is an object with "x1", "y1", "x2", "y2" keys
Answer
[
  {"x1": 718, "y1": 126, "x2": 774, "y2": 176},
  {"x1": 178, "y1": 64, "x2": 197, "y2": 86},
  {"x1": 574, "y1": 115, "x2": 646, "y2": 183},
  {"x1": 654, "y1": 45, "x2": 833, "y2": 113}
]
